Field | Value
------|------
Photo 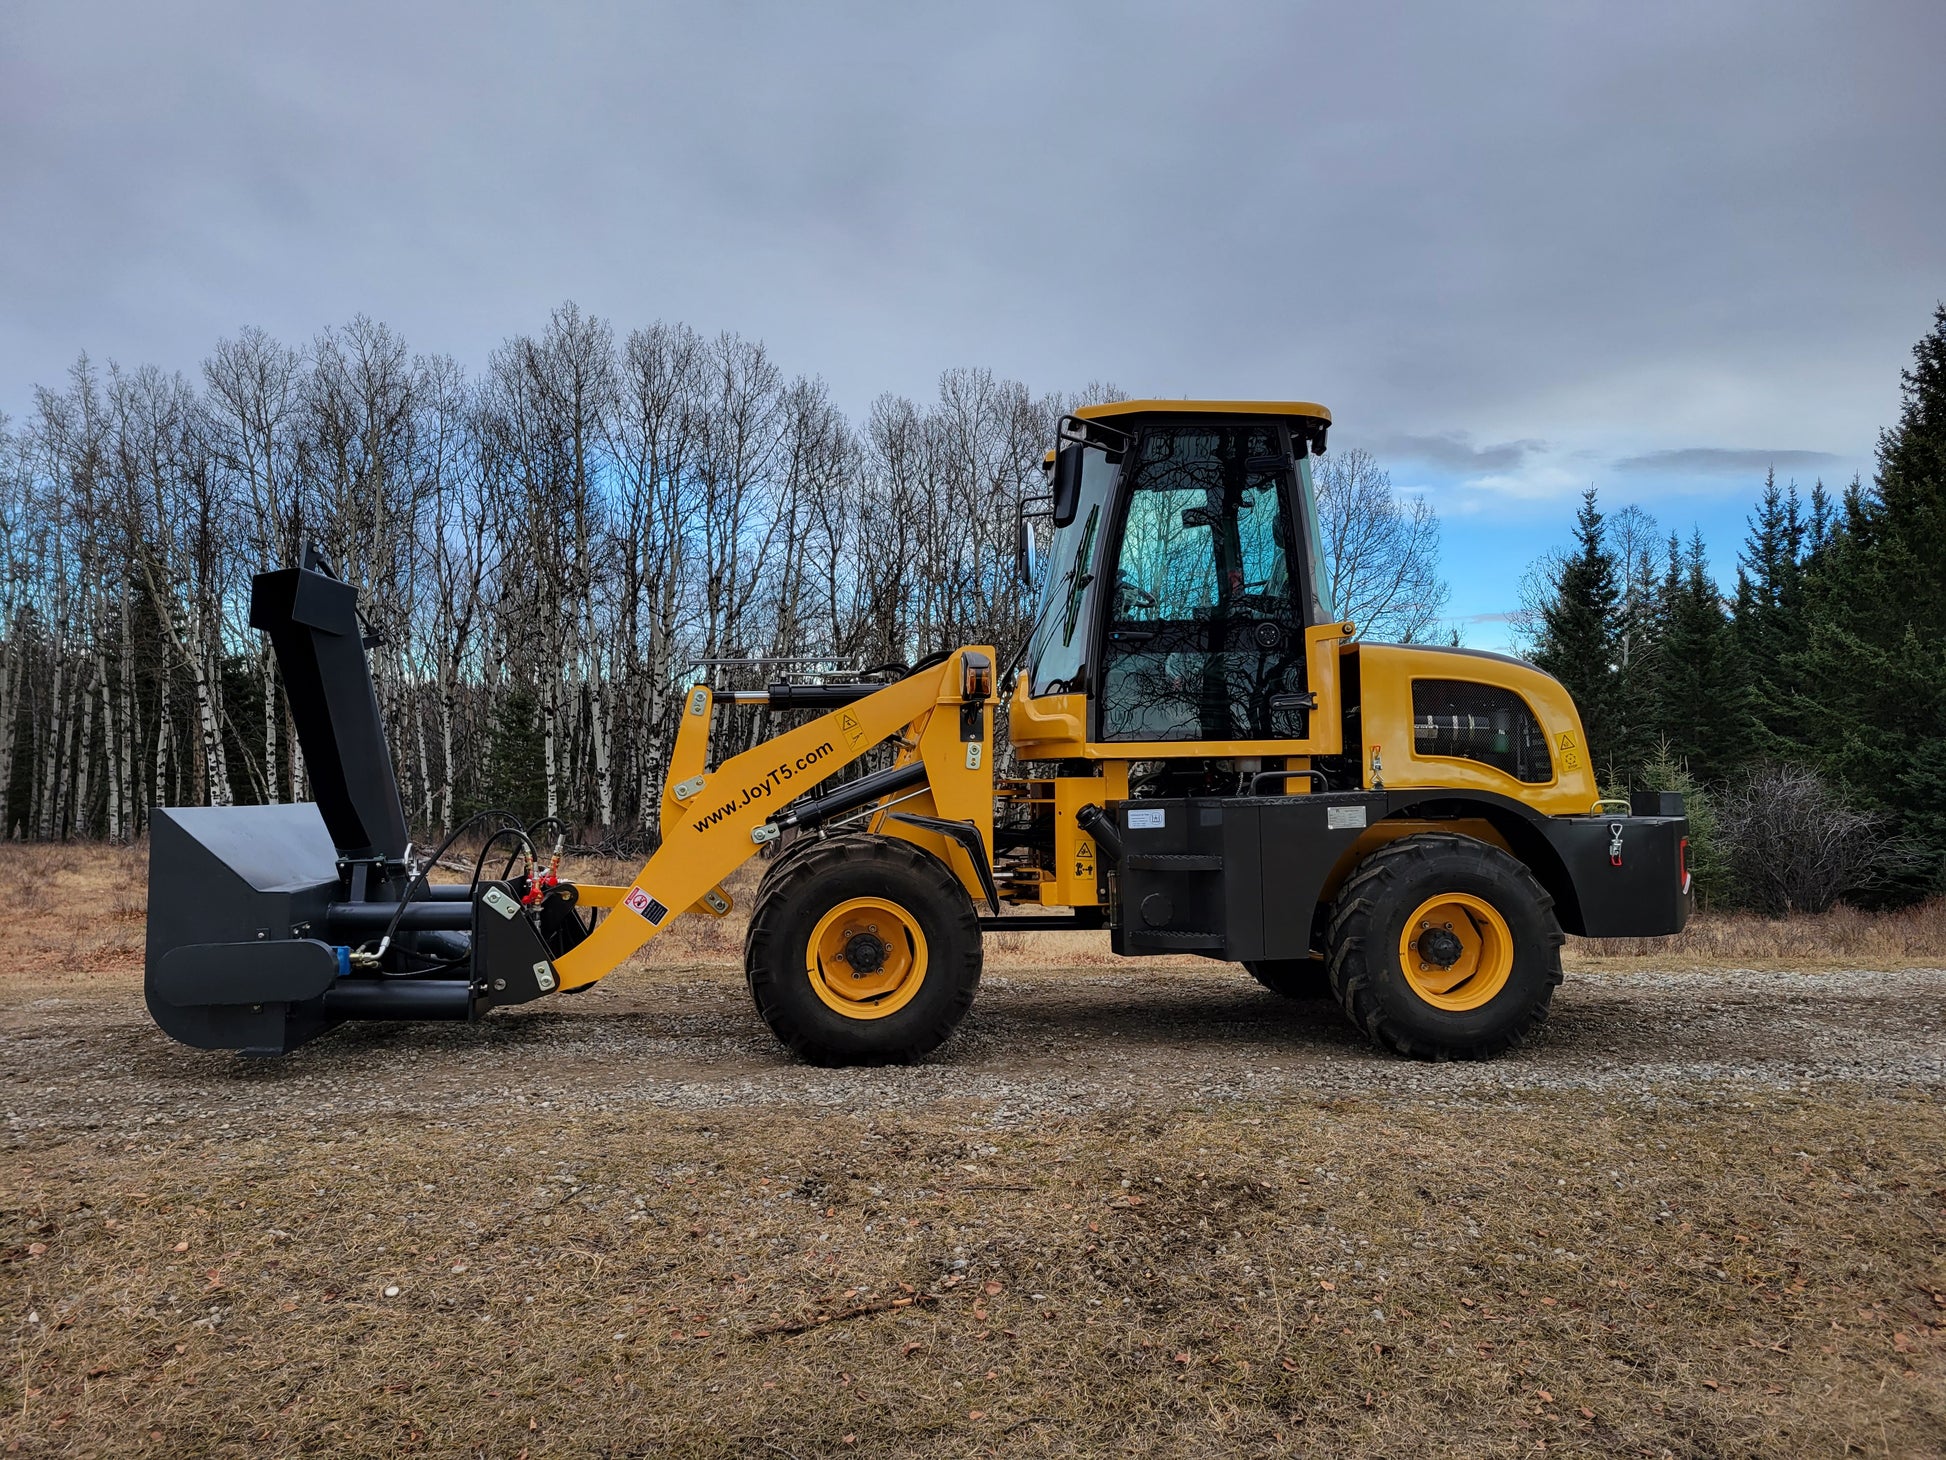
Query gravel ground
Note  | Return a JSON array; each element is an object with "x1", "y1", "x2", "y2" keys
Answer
[
  {"x1": 7, "y1": 962, "x2": 1945, "y2": 1143},
  {"x1": 8, "y1": 960, "x2": 1945, "y2": 1458}
]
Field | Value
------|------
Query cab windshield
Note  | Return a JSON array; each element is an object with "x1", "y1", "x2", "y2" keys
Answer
[{"x1": 1024, "y1": 445, "x2": 1117, "y2": 696}]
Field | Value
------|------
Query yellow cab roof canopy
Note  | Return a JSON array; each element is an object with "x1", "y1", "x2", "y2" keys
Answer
[{"x1": 1071, "y1": 399, "x2": 1332, "y2": 454}]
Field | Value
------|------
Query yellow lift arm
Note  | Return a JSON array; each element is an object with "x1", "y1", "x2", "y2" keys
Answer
[{"x1": 552, "y1": 648, "x2": 994, "y2": 990}]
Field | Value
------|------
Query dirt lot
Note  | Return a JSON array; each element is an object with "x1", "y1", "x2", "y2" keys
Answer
[{"x1": 4, "y1": 845, "x2": 1946, "y2": 1457}]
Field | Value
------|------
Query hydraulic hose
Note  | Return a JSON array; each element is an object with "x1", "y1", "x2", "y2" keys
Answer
[{"x1": 363, "y1": 808, "x2": 534, "y2": 968}]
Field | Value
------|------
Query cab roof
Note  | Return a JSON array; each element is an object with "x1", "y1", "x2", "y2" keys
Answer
[{"x1": 1073, "y1": 399, "x2": 1332, "y2": 424}]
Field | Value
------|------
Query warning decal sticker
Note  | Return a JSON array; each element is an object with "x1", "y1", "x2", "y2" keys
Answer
[
  {"x1": 623, "y1": 887, "x2": 669, "y2": 924},
  {"x1": 1557, "y1": 730, "x2": 1582, "y2": 772},
  {"x1": 839, "y1": 710, "x2": 866, "y2": 749}
]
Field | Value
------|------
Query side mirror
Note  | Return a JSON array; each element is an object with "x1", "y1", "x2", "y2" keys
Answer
[
  {"x1": 1051, "y1": 442, "x2": 1084, "y2": 528},
  {"x1": 1015, "y1": 511, "x2": 1035, "y2": 585}
]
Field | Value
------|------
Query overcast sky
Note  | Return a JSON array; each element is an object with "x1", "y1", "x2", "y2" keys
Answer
[{"x1": 5, "y1": 2, "x2": 1942, "y2": 643}]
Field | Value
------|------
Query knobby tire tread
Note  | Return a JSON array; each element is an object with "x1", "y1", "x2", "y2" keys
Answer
[
  {"x1": 1326, "y1": 832, "x2": 1564, "y2": 1060},
  {"x1": 744, "y1": 833, "x2": 981, "y2": 1066}
]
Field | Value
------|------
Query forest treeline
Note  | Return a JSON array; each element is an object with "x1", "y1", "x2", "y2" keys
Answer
[
  {"x1": 1521, "y1": 304, "x2": 1946, "y2": 908},
  {"x1": 0, "y1": 303, "x2": 1443, "y2": 849},
  {"x1": 5, "y1": 298, "x2": 1938, "y2": 912}
]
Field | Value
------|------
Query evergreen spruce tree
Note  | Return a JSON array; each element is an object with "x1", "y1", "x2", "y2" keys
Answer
[
  {"x1": 1608, "y1": 518, "x2": 1665, "y2": 778},
  {"x1": 1805, "y1": 480, "x2": 1835, "y2": 556},
  {"x1": 1532, "y1": 489, "x2": 1623, "y2": 775},
  {"x1": 1796, "y1": 304, "x2": 1946, "y2": 895},
  {"x1": 1654, "y1": 536, "x2": 1693, "y2": 762},
  {"x1": 1732, "y1": 470, "x2": 1810, "y2": 751},
  {"x1": 1657, "y1": 531, "x2": 1753, "y2": 783},
  {"x1": 474, "y1": 684, "x2": 548, "y2": 824}
]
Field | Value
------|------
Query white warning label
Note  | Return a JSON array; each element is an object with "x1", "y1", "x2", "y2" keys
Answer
[{"x1": 622, "y1": 887, "x2": 668, "y2": 924}]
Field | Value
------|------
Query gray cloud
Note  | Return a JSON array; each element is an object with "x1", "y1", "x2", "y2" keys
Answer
[
  {"x1": 1613, "y1": 447, "x2": 1845, "y2": 476},
  {"x1": 1, "y1": 0, "x2": 1941, "y2": 481},
  {"x1": 1370, "y1": 433, "x2": 1550, "y2": 474}
]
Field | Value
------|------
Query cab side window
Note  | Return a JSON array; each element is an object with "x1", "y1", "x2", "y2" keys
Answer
[{"x1": 1098, "y1": 425, "x2": 1308, "y2": 742}]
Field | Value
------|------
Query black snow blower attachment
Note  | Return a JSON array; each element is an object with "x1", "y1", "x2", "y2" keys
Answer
[{"x1": 145, "y1": 551, "x2": 587, "y2": 1055}]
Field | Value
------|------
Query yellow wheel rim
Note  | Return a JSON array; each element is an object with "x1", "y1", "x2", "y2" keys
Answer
[
  {"x1": 1397, "y1": 893, "x2": 1514, "y2": 1011},
  {"x1": 807, "y1": 897, "x2": 928, "y2": 1020}
]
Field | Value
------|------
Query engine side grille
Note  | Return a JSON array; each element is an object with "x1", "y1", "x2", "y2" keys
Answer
[{"x1": 1410, "y1": 679, "x2": 1552, "y2": 784}]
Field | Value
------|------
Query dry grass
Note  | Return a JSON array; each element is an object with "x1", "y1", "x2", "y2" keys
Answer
[
  {"x1": 0, "y1": 842, "x2": 154, "y2": 982},
  {"x1": 7, "y1": 1090, "x2": 1944, "y2": 1457},
  {"x1": 5, "y1": 840, "x2": 1941, "y2": 992},
  {"x1": 1569, "y1": 900, "x2": 1946, "y2": 973}
]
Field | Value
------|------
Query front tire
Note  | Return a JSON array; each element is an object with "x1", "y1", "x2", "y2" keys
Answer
[
  {"x1": 1327, "y1": 833, "x2": 1563, "y2": 1059},
  {"x1": 744, "y1": 834, "x2": 981, "y2": 1066}
]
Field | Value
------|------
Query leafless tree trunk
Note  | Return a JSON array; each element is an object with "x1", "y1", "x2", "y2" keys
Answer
[
  {"x1": 1313, "y1": 446, "x2": 1450, "y2": 644},
  {"x1": 205, "y1": 326, "x2": 305, "y2": 800}
]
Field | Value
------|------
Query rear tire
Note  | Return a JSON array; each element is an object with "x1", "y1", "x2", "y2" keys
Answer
[
  {"x1": 1327, "y1": 832, "x2": 1562, "y2": 1059},
  {"x1": 1244, "y1": 957, "x2": 1330, "y2": 999},
  {"x1": 745, "y1": 834, "x2": 981, "y2": 1066}
]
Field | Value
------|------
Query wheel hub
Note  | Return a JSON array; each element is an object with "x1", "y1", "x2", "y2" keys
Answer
[
  {"x1": 1415, "y1": 925, "x2": 1465, "y2": 968},
  {"x1": 842, "y1": 930, "x2": 888, "y2": 976},
  {"x1": 1397, "y1": 893, "x2": 1515, "y2": 1011},
  {"x1": 806, "y1": 896, "x2": 930, "y2": 1019}
]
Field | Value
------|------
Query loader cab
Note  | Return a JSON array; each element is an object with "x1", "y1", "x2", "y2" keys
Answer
[{"x1": 1017, "y1": 402, "x2": 1348, "y2": 759}]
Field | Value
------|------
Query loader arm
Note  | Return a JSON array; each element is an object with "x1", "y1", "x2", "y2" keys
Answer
[{"x1": 553, "y1": 649, "x2": 991, "y2": 990}]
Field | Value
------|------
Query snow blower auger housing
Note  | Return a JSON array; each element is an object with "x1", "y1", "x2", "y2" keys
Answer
[
  {"x1": 144, "y1": 552, "x2": 582, "y2": 1054},
  {"x1": 147, "y1": 401, "x2": 1692, "y2": 1063}
]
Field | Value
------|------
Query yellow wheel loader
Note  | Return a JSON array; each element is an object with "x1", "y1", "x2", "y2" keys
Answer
[{"x1": 144, "y1": 402, "x2": 1691, "y2": 1062}]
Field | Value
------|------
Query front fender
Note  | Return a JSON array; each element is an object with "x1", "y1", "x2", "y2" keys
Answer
[{"x1": 1377, "y1": 789, "x2": 1691, "y2": 937}]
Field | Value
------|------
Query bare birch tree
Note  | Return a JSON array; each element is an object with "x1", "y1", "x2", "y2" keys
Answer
[{"x1": 1, "y1": 305, "x2": 1460, "y2": 845}]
